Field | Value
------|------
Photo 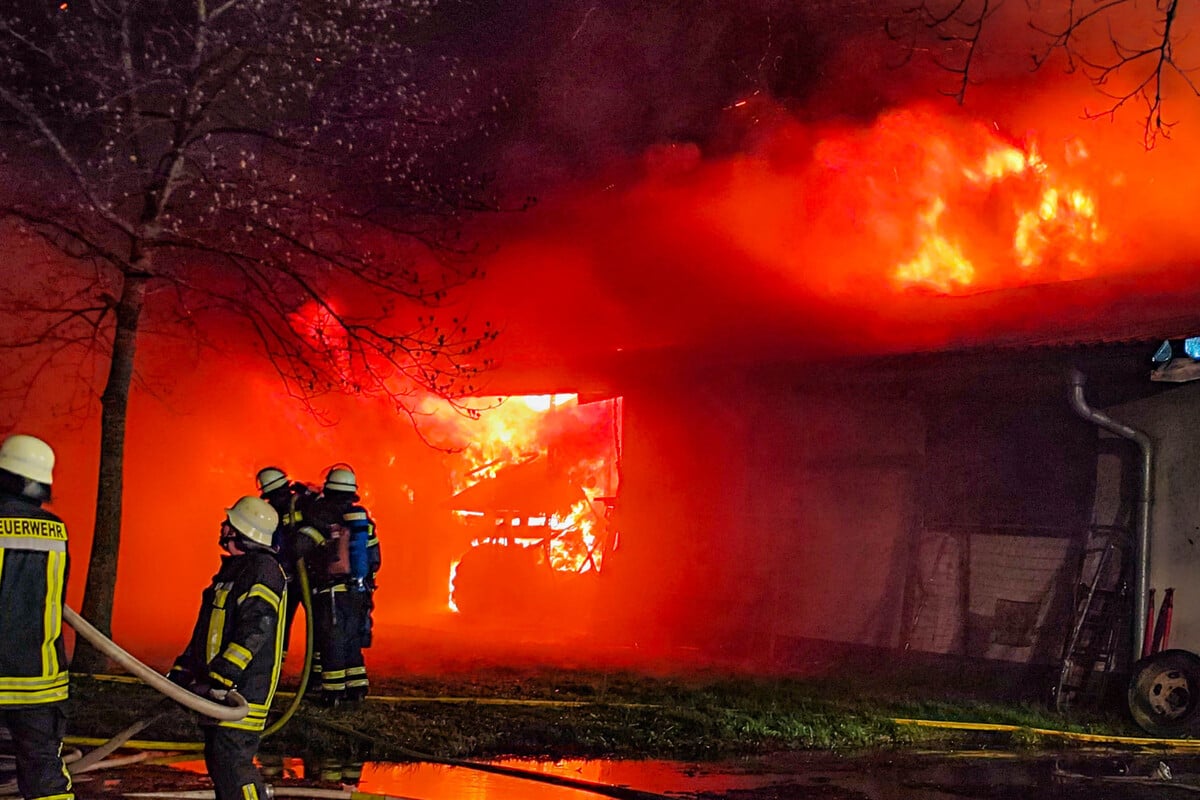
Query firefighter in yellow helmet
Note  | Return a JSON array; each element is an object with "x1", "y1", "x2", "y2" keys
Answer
[
  {"x1": 299, "y1": 465, "x2": 380, "y2": 707},
  {"x1": 0, "y1": 434, "x2": 73, "y2": 800},
  {"x1": 255, "y1": 466, "x2": 318, "y2": 658},
  {"x1": 168, "y1": 496, "x2": 285, "y2": 800}
]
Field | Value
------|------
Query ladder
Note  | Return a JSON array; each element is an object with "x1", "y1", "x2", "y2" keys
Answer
[{"x1": 1054, "y1": 526, "x2": 1130, "y2": 713}]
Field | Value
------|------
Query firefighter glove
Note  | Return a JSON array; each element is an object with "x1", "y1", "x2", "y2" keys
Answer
[{"x1": 205, "y1": 686, "x2": 231, "y2": 703}]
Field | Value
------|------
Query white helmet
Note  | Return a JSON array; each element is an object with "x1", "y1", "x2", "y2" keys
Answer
[
  {"x1": 256, "y1": 466, "x2": 288, "y2": 494},
  {"x1": 324, "y1": 466, "x2": 357, "y2": 494},
  {"x1": 0, "y1": 434, "x2": 55, "y2": 485},
  {"x1": 225, "y1": 496, "x2": 279, "y2": 548}
]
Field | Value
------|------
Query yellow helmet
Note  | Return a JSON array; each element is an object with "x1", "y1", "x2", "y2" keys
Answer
[
  {"x1": 0, "y1": 434, "x2": 55, "y2": 485},
  {"x1": 324, "y1": 466, "x2": 357, "y2": 494},
  {"x1": 225, "y1": 496, "x2": 279, "y2": 548},
  {"x1": 256, "y1": 466, "x2": 288, "y2": 494}
]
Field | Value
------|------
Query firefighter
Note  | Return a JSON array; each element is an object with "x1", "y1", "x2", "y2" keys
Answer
[
  {"x1": 301, "y1": 465, "x2": 380, "y2": 707},
  {"x1": 0, "y1": 434, "x2": 73, "y2": 800},
  {"x1": 169, "y1": 496, "x2": 285, "y2": 800},
  {"x1": 255, "y1": 466, "x2": 318, "y2": 657}
]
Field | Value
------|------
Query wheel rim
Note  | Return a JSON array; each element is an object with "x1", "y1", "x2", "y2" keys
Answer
[{"x1": 1146, "y1": 668, "x2": 1192, "y2": 721}]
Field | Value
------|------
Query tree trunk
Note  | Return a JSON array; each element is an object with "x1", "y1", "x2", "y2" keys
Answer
[{"x1": 72, "y1": 274, "x2": 146, "y2": 674}]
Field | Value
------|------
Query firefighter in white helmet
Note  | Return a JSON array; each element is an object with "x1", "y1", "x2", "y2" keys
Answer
[
  {"x1": 255, "y1": 466, "x2": 318, "y2": 658},
  {"x1": 0, "y1": 433, "x2": 73, "y2": 800},
  {"x1": 168, "y1": 496, "x2": 285, "y2": 800},
  {"x1": 300, "y1": 464, "x2": 381, "y2": 707}
]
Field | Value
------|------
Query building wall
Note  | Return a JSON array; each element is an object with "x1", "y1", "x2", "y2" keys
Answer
[
  {"x1": 610, "y1": 368, "x2": 923, "y2": 657},
  {"x1": 1100, "y1": 381, "x2": 1200, "y2": 657},
  {"x1": 607, "y1": 362, "x2": 1097, "y2": 666}
]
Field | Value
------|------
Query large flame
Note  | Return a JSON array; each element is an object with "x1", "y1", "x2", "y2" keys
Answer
[
  {"x1": 892, "y1": 130, "x2": 1105, "y2": 293},
  {"x1": 447, "y1": 394, "x2": 581, "y2": 494},
  {"x1": 433, "y1": 395, "x2": 620, "y2": 613}
]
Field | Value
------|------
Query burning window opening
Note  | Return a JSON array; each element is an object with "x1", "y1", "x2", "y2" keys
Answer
[{"x1": 439, "y1": 395, "x2": 622, "y2": 620}]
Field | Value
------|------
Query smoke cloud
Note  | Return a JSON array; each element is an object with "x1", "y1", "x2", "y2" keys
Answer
[{"x1": 4, "y1": 0, "x2": 1200, "y2": 671}]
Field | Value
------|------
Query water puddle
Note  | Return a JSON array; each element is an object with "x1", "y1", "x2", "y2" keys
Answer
[
  {"x1": 170, "y1": 756, "x2": 789, "y2": 798},
  {"x1": 122, "y1": 751, "x2": 1200, "y2": 799}
]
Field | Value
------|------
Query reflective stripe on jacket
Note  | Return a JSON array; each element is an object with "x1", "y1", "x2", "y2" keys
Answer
[
  {"x1": 171, "y1": 551, "x2": 286, "y2": 731},
  {"x1": 0, "y1": 493, "x2": 69, "y2": 706}
]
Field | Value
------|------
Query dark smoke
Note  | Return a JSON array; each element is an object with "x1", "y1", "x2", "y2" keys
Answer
[{"x1": 4, "y1": 0, "x2": 1200, "y2": 671}]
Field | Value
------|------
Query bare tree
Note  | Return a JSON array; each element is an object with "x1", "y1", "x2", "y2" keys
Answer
[
  {"x1": 0, "y1": 0, "x2": 500, "y2": 671},
  {"x1": 889, "y1": 0, "x2": 1196, "y2": 147}
]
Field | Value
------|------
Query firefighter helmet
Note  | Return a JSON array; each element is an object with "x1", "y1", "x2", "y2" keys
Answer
[
  {"x1": 324, "y1": 466, "x2": 357, "y2": 494},
  {"x1": 0, "y1": 434, "x2": 55, "y2": 485},
  {"x1": 256, "y1": 466, "x2": 288, "y2": 494},
  {"x1": 225, "y1": 495, "x2": 279, "y2": 548}
]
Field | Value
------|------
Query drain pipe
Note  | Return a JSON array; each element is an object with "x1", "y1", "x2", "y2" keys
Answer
[{"x1": 1068, "y1": 368, "x2": 1154, "y2": 662}]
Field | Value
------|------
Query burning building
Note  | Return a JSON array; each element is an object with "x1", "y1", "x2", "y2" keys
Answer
[
  {"x1": 5, "y1": 2, "x2": 1200, "y2": 723},
  {"x1": 441, "y1": 394, "x2": 620, "y2": 622},
  {"x1": 444, "y1": 75, "x2": 1200, "y2": 703}
]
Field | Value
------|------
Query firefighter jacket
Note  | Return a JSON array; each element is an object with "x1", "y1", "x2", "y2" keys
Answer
[
  {"x1": 0, "y1": 492, "x2": 69, "y2": 707},
  {"x1": 170, "y1": 551, "x2": 286, "y2": 732},
  {"x1": 297, "y1": 497, "x2": 380, "y2": 590},
  {"x1": 262, "y1": 482, "x2": 317, "y2": 580}
]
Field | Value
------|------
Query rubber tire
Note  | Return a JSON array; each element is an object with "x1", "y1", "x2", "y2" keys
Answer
[
  {"x1": 451, "y1": 543, "x2": 546, "y2": 619},
  {"x1": 1128, "y1": 648, "x2": 1200, "y2": 737}
]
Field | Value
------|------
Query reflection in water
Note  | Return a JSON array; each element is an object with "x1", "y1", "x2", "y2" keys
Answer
[
  {"x1": 171, "y1": 757, "x2": 782, "y2": 799},
  {"x1": 358, "y1": 759, "x2": 780, "y2": 799},
  {"x1": 165, "y1": 753, "x2": 1200, "y2": 799}
]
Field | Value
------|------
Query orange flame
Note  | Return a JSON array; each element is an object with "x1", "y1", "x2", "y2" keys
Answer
[
  {"x1": 892, "y1": 133, "x2": 1105, "y2": 294},
  {"x1": 448, "y1": 394, "x2": 579, "y2": 494}
]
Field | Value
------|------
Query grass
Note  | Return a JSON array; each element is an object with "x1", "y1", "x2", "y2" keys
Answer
[{"x1": 64, "y1": 664, "x2": 1149, "y2": 763}]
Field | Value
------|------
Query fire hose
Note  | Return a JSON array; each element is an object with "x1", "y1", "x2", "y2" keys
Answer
[
  {"x1": 263, "y1": 559, "x2": 314, "y2": 737},
  {"x1": 43, "y1": 563, "x2": 316, "y2": 784},
  {"x1": 0, "y1": 606, "x2": 249, "y2": 797},
  {"x1": 11, "y1": 568, "x2": 673, "y2": 800},
  {"x1": 63, "y1": 606, "x2": 249, "y2": 721}
]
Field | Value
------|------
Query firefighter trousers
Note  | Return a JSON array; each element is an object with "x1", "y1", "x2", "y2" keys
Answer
[
  {"x1": 203, "y1": 726, "x2": 265, "y2": 800},
  {"x1": 1, "y1": 704, "x2": 73, "y2": 800},
  {"x1": 312, "y1": 585, "x2": 368, "y2": 702}
]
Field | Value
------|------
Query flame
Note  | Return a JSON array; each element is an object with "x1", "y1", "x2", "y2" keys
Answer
[
  {"x1": 447, "y1": 558, "x2": 461, "y2": 612},
  {"x1": 433, "y1": 392, "x2": 620, "y2": 497},
  {"x1": 521, "y1": 393, "x2": 575, "y2": 413},
  {"x1": 447, "y1": 395, "x2": 580, "y2": 494},
  {"x1": 437, "y1": 395, "x2": 621, "y2": 613},
  {"x1": 894, "y1": 198, "x2": 975, "y2": 292},
  {"x1": 547, "y1": 498, "x2": 602, "y2": 573},
  {"x1": 891, "y1": 132, "x2": 1105, "y2": 294}
]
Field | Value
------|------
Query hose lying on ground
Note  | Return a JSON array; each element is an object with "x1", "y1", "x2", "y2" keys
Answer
[
  {"x1": 294, "y1": 714, "x2": 674, "y2": 800},
  {"x1": 68, "y1": 704, "x2": 173, "y2": 774}
]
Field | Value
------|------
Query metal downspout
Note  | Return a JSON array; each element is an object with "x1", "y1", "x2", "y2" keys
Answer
[{"x1": 1068, "y1": 368, "x2": 1154, "y2": 662}]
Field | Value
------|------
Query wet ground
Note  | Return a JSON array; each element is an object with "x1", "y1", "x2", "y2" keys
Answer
[{"x1": 45, "y1": 750, "x2": 1200, "y2": 800}]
